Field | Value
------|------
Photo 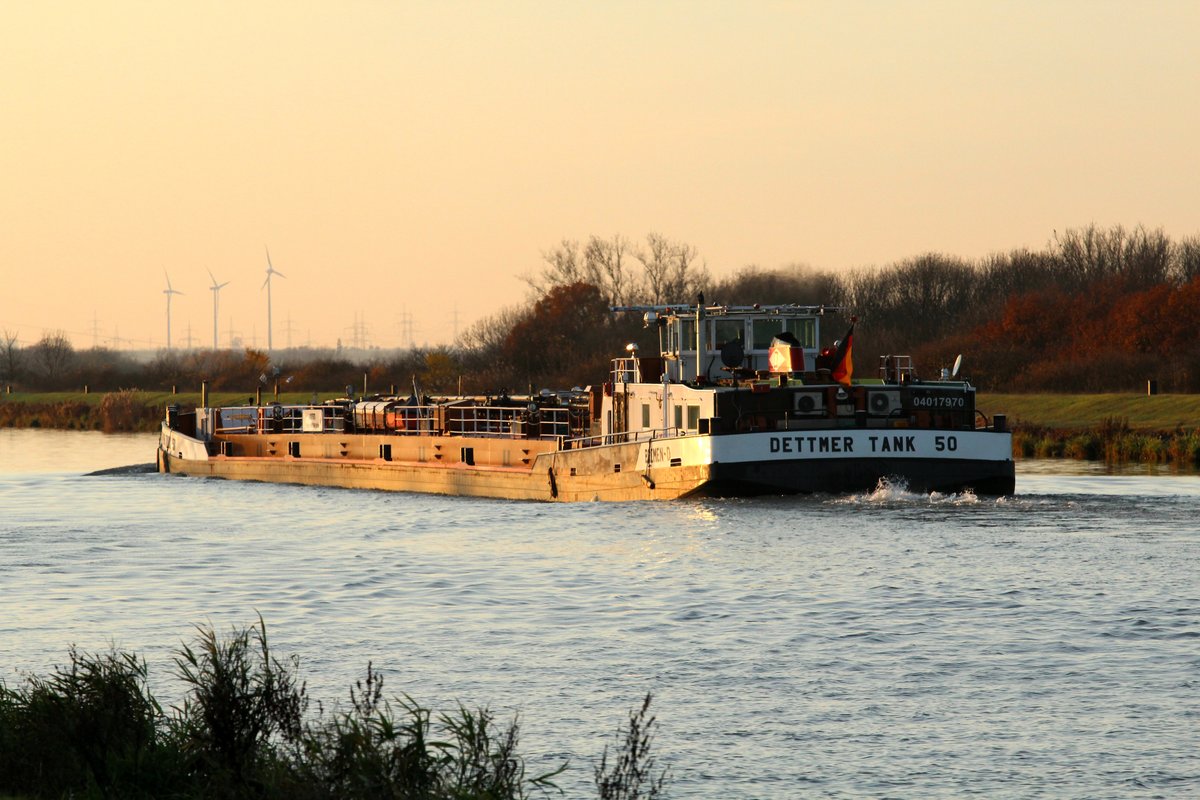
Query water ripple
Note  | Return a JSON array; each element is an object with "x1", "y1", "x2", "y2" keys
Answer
[{"x1": 1, "y1": 436, "x2": 1199, "y2": 797}]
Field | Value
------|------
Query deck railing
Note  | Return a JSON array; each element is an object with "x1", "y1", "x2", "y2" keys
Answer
[
  {"x1": 212, "y1": 402, "x2": 585, "y2": 441},
  {"x1": 443, "y1": 405, "x2": 573, "y2": 440},
  {"x1": 562, "y1": 426, "x2": 688, "y2": 450}
]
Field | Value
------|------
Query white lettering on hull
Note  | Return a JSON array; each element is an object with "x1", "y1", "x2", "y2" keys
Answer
[
  {"x1": 633, "y1": 429, "x2": 1010, "y2": 470},
  {"x1": 731, "y1": 430, "x2": 1008, "y2": 464}
]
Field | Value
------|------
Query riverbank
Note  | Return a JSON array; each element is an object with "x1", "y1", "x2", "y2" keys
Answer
[
  {"x1": 4, "y1": 390, "x2": 1200, "y2": 466},
  {"x1": 0, "y1": 390, "x2": 332, "y2": 433},
  {"x1": 977, "y1": 393, "x2": 1200, "y2": 466}
]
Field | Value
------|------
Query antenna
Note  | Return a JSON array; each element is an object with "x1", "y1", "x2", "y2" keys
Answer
[
  {"x1": 952, "y1": 354, "x2": 963, "y2": 378},
  {"x1": 163, "y1": 271, "x2": 184, "y2": 350},
  {"x1": 262, "y1": 246, "x2": 286, "y2": 353},
  {"x1": 208, "y1": 269, "x2": 230, "y2": 350}
]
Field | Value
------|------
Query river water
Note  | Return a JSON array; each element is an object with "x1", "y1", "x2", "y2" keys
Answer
[{"x1": 1, "y1": 429, "x2": 1197, "y2": 798}]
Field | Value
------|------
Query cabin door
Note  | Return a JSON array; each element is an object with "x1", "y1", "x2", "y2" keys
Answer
[{"x1": 611, "y1": 391, "x2": 628, "y2": 437}]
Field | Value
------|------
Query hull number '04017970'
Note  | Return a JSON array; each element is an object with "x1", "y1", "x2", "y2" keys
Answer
[{"x1": 909, "y1": 394, "x2": 967, "y2": 409}]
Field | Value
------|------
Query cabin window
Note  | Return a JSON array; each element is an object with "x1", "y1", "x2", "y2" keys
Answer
[
  {"x1": 641, "y1": 403, "x2": 651, "y2": 428},
  {"x1": 712, "y1": 319, "x2": 744, "y2": 349},
  {"x1": 674, "y1": 405, "x2": 683, "y2": 430},
  {"x1": 687, "y1": 405, "x2": 700, "y2": 430},
  {"x1": 752, "y1": 318, "x2": 817, "y2": 349},
  {"x1": 670, "y1": 319, "x2": 697, "y2": 353}
]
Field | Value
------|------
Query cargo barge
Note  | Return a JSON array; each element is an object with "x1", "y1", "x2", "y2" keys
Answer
[{"x1": 158, "y1": 303, "x2": 1015, "y2": 500}]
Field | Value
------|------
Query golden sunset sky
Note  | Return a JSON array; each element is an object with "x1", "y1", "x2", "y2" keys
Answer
[{"x1": 2, "y1": 1, "x2": 1197, "y2": 351}]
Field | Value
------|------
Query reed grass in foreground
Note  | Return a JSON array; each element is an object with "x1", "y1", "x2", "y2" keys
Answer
[{"x1": 0, "y1": 617, "x2": 666, "y2": 800}]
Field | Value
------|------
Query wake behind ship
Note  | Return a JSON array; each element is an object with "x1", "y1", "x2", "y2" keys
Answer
[{"x1": 158, "y1": 302, "x2": 1015, "y2": 500}]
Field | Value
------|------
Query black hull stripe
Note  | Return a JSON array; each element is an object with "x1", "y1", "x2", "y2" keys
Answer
[{"x1": 702, "y1": 457, "x2": 1015, "y2": 496}]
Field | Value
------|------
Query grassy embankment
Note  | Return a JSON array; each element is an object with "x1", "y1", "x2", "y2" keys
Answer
[
  {"x1": 4, "y1": 389, "x2": 1200, "y2": 465},
  {"x1": 979, "y1": 393, "x2": 1200, "y2": 465}
]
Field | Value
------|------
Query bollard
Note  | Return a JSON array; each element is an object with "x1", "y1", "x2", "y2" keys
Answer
[{"x1": 1147, "y1": 379, "x2": 1158, "y2": 396}]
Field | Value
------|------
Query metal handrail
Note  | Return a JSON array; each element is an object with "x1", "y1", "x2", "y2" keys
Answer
[
  {"x1": 205, "y1": 401, "x2": 584, "y2": 440},
  {"x1": 563, "y1": 426, "x2": 688, "y2": 450}
]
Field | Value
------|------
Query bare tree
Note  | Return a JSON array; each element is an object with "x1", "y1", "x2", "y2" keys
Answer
[
  {"x1": 634, "y1": 233, "x2": 708, "y2": 304},
  {"x1": 584, "y1": 234, "x2": 633, "y2": 305},
  {"x1": 0, "y1": 329, "x2": 20, "y2": 385},
  {"x1": 667, "y1": 238, "x2": 706, "y2": 302},
  {"x1": 525, "y1": 239, "x2": 586, "y2": 294},
  {"x1": 636, "y1": 233, "x2": 675, "y2": 303},
  {"x1": 1175, "y1": 235, "x2": 1200, "y2": 285},
  {"x1": 1053, "y1": 224, "x2": 1172, "y2": 290},
  {"x1": 708, "y1": 264, "x2": 844, "y2": 306},
  {"x1": 527, "y1": 233, "x2": 706, "y2": 308},
  {"x1": 29, "y1": 330, "x2": 75, "y2": 388}
]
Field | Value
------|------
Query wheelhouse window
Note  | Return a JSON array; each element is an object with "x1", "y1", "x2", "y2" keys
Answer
[
  {"x1": 668, "y1": 319, "x2": 698, "y2": 353},
  {"x1": 752, "y1": 318, "x2": 816, "y2": 349},
  {"x1": 711, "y1": 319, "x2": 745, "y2": 348}
]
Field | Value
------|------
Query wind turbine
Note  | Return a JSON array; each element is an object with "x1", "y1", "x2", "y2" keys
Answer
[
  {"x1": 207, "y1": 269, "x2": 230, "y2": 350},
  {"x1": 262, "y1": 246, "x2": 286, "y2": 353},
  {"x1": 163, "y1": 271, "x2": 184, "y2": 349}
]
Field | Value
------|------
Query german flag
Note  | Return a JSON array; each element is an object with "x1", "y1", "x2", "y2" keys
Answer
[{"x1": 830, "y1": 320, "x2": 855, "y2": 386}]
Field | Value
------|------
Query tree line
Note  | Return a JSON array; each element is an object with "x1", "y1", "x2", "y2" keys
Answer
[{"x1": 5, "y1": 225, "x2": 1200, "y2": 396}]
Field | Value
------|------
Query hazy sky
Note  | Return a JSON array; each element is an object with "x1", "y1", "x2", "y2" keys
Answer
[{"x1": 3, "y1": 1, "x2": 1198, "y2": 351}]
